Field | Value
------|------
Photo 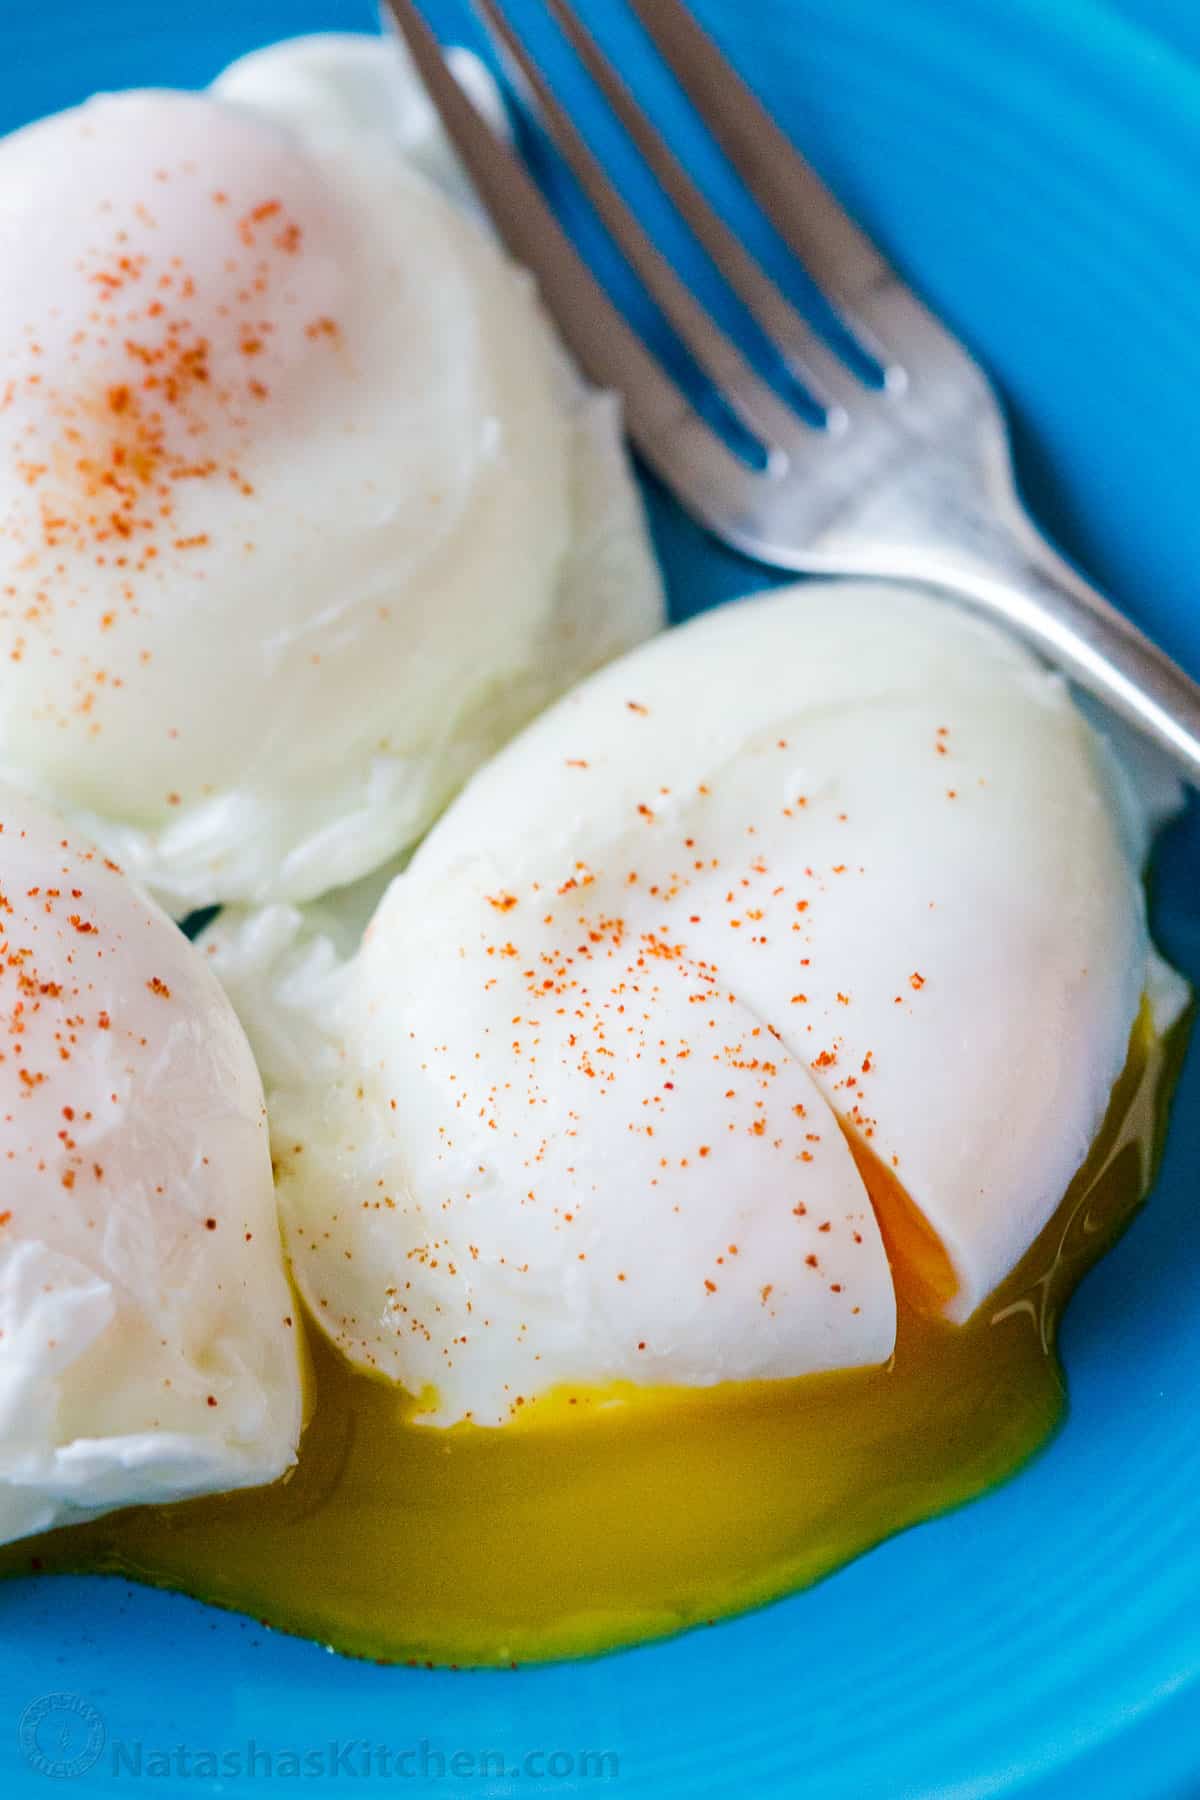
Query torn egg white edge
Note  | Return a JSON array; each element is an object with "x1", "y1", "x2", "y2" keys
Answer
[
  {"x1": 0, "y1": 1430, "x2": 295, "y2": 1548},
  {"x1": 2, "y1": 33, "x2": 662, "y2": 918},
  {"x1": 198, "y1": 899, "x2": 361, "y2": 1099},
  {"x1": 0, "y1": 1212, "x2": 306, "y2": 1544},
  {"x1": 1147, "y1": 945, "x2": 1191, "y2": 1036},
  {"x1": 0, "y1": 1226, "x2": 306, "y2": 1547}
]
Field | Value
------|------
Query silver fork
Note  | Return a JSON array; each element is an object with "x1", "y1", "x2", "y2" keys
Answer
[{"x1": 386, "y1": 0, "x2": 1200, "y2": 783}]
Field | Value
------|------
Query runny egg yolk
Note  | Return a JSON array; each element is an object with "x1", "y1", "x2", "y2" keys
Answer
[{"x1": 0, "y1": 1002, "x2": 1184, "y2": 1666}]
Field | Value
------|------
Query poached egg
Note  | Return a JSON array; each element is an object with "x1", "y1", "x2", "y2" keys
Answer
[
  {"x1": 0, "y1": 35, "x2": 662, "y2": 912},
  {"x1": 0, "y1": 785, "x2": 303, "y2": 1546},
  {"x1": 206, "y1": 581, "x2": 1188, "y2": 1427}
]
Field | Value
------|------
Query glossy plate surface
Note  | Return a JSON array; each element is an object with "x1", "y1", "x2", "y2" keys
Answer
[{"x1": 3, "y1": 1, "x2": 1200, "y2": 1795}]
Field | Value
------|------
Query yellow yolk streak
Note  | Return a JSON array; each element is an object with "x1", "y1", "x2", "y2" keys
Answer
[
  {"x1": 0, "y1": 1002, "x2": 1185, "y2": 1667},
  {"x1": 840, "y1": 1125, "x2": 961, "y2": 1314}
]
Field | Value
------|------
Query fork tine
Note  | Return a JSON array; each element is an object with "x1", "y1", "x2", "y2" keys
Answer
[
  {"x1": 542, "y1": 0, "x2": 876, "y2": 421},
  {"x1": 472, "y1": 0, "x2": 818, "y2": 461},
  {"x1": 626, "y1": 0, "x2": 907, "y2": 376},
  {"x1": 382, "y1": 0, "x2": 757, "y2": 519}
]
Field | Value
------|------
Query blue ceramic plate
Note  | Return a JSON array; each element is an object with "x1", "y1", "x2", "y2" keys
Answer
[{"x1": 3, "y1": 2, "x2": 1200, "y2": 1795}]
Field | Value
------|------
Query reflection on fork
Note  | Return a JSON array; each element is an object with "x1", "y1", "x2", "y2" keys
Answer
[{"x1": 386, "y1": 0, "x2": 1200, "y2": 783}]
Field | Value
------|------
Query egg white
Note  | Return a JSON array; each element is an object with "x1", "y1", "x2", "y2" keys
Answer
[
  {"x1": 0, "y1": 35, "x2": 662, "y2": 912},
  {"x1": 203, "y1": 581, "x2": 1188, "y2": 1426},
  {"x1": 0, "y1": 785, "x2": 303, "y2": 1546}
]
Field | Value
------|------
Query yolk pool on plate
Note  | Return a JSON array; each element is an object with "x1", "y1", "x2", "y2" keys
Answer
[{"x1": 0, "y1": 1003, "x2": 1185, "y2": 1667}]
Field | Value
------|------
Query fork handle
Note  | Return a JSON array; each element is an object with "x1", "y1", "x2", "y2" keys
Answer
[{"x1": 892, "y1": 520, "x2": 1200, "y2": 785}]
